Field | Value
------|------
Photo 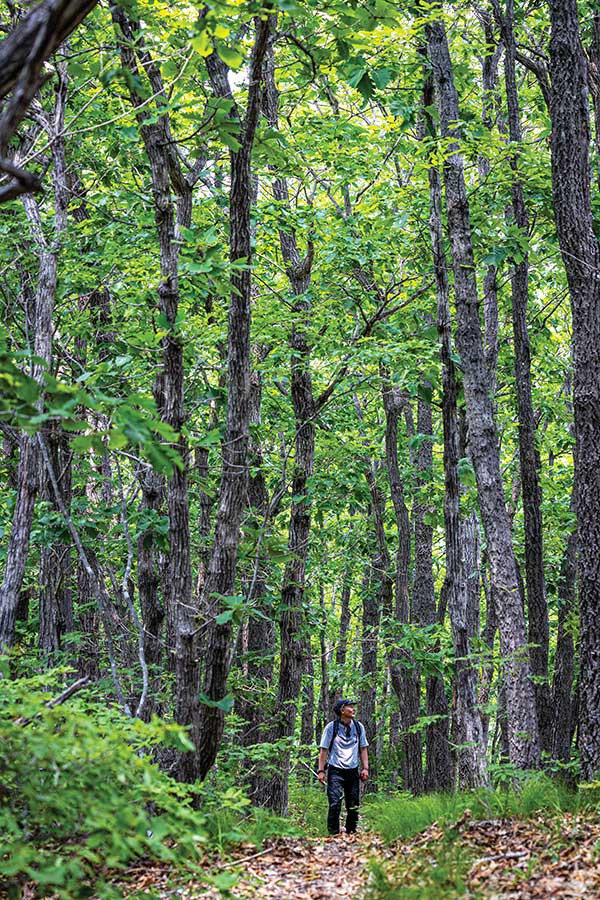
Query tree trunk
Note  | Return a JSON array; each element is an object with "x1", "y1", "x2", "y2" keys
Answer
[
  {"x1": 0, "y1": 437, "x2": 39, "y2": 650},
  {"x1": 548, "y1": 0, "x2": 600, "y2": 781},
  {"x1": 136, "y1": 464, "x2": 165, "y2": 719},
  {"x1": 260, "y1": 39, "x2": 315, "y2": 813},
  {"x1": 552, "y1": 528, "x2": 576, "y2": 765},
  {"x1": 196, "y1": 14, "x2": 273, "y2": 780},
  {"x1": 476, "y1": 8, "x2": 503, "y2": 395},
  {"x1": 426, "y1": 116, "x2": 488, "y2": 788},
  {"x1": 39, "y1": 422, "x2": 73, "y2": 656},
  {"x1": 0, "y1": 66, "x2": 68, "y2": 651},
  {"x1": 335, "y1": 578, "x2": 351, "y2": 672},
  {"x1": 426, "y1": 6, "x2": 540, "y2": 770},
  {"x1": 496, "y1": 0, "x2": 552, "y2": 754},
  {"x1": 382, "y1": 384, "x2": 423, "y2": 793}
]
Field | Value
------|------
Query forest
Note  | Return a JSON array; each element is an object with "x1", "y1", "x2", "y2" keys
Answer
[{"x1": 2, "y1": 0, "x2": 600, "y2": 897}]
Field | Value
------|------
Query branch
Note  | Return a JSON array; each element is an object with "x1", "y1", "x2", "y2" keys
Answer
[
  {"x1": 0, "y1": 0, "x2": 96, "y2": 97},
  {"x1": 0, "y1": 158, "x2": 41, "y2": 202},
  {"x1": 14, "y1": 676, "x2": 91, "y2": 725}
]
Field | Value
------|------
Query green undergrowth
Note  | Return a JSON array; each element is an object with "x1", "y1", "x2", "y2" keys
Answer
[
  {"x1": 288, "y1": 773, "x2": 329, "y2": 836},
  {"x1": 0, "y1": 671, "x2": 295, "y2": 900},
  {"x1": 363, "y1": 772, "x2": 579, "y2": 843},
  {"x1": 362, "y1": 774, "x2": 583, "y2": 900}
]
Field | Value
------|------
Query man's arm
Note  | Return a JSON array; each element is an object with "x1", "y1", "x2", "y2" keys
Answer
[
  {"x1": 317, "y1": 747, "x2": 328, "y2": 783},
  {"x1": 360, "y1": 746, "x2": 369, "y2": 780}
]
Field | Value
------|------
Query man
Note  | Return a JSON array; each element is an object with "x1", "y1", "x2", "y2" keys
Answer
[{"x1": 317, "y1": 699, "x2": 369, "y2": 835}]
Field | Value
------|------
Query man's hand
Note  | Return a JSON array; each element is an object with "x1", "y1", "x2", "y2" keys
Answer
[
  {"x1": 318, "y1": 770, "x2": 326, "y2": 784},
  {"x1": 360, "y1": 769, "x2": 369, "y2": 782}
]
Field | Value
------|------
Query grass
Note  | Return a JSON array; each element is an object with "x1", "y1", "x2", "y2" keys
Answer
[
  {"x1": 360, "y1": 773, "x2": 587, "y2": 899},
  {"x1": 288, "y1": 775, "x2": 329, "y2": 836},
  {"x1": 362, "y1": 772, "x2": 579, "y2": 844}
]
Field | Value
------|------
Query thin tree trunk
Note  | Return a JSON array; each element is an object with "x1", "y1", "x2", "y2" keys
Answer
[
  {"x1": 413, "y1": 388, "x2": 453, "y2": 791},
  {"x1": 135, "y1": 464, "x2": 164, "y2": 719},
  {"x1": 476, "y1": 8, "x2": 503, "y2": 394},
  {"x1": 335, "y1": 578, "x2": 351, "y2": 671},
  {"x1": 494, "y1": 0, "x2": 552, "y2": 754},
  {"x1": 382, "y1": 384, "x2": 423, "y2": 793},
  {"x1": 196, "y1": 13, "x2": 273, "y2": 780},
  {"x1": 261, "y1": 38, "x2": 315, "y2": 813},
  {"x1": 39, "y1": 422, "x2": 73, "y2": 655},
  {"x1": 0, "y1": 64, "x2": 68, "y2": 650}
]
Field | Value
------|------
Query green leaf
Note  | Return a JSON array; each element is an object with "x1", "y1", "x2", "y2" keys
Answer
[
  {"x1": 215, "y1": 610, "x2": 234, "y2": 625},
  {"x1": 198, "y1": 693, "x2": 235, "y2": 712},
  {"x1": 216, "y1": 44, "x2": 244, "y2": 70}
]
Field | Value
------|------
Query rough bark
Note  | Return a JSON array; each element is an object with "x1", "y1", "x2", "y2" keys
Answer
[
  {"x1": 360, "y1": 553, "x2": 381, "y2": 758},
  {"x1": 335, "y1": 578, "x2": 351, "y2": 671},
  {"x1": 414, "y1": 388, "x2": 453, "y2": 791},
  {"x1": 0, "y1": 0, "x2": 98, "y2": 201},
  {"x1": 135, "y1": 464, "x2": 165, "y2": 718},
  {"x1": 39, "y1": 423, "x2": 73, "y2": 655},
  {"x1": 260, "y1": 38, "x2": 315, "y2": 813},
  {"x1": 548, "y1": 0, "x2": 600, "y2": 780},
  {"x1": 235, "y1": 365, "x2": 277, "y2": 805},
  {"x1": 300, "y1": 640, "x2": 315, "y2": 781},
  {"x1": 196, "y1": 12, "x2": 273, "y2": 781},
  {"x1": 426, "y1": 113, "x2": 488, "y2": 787},
  {"x1": 361, "y1": 464, "x2": 391, "y2": 793},
  {"x1": 0, "y1": 67, "x2": 68, "y2": 651},
  {"x1": 0, "y1": 0, "x2": 97, "y2": 100},
  {"x1": 494, "y1": 0, "x2": 552, "y2": 755},
  {"x1": 587, "y1": 13, "x2": 600, "y2": 192},
  {"x1": 476, "y1": 9, "x2": 502, "y2": 395},
  {"x1": 427, "y1": 7, "x2": 540, "y2": 769},
  {"x1": 112, "y1": 4, "x2": 199, "y2": 761},
  {"x1": 0, "y1": 437, "x2": 39, "y2": 650},
  {"x1": 551, "y1": 529, "x2": 576, "y2": 765}
]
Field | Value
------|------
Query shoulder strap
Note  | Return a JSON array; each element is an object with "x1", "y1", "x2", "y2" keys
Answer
[{"x1": 327, "y1": 719, "x2": 340, "y2": 753}]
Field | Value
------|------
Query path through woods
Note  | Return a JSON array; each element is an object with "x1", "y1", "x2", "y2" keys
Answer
[
  {"x1": 120, "y1": 834, "x2": 378, "y2": 899},
  {"x1": 115, "y1": 814, "x2": 600, "y2": 899}
]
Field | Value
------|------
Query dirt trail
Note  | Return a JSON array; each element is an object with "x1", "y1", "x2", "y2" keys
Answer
[
  {"x1": 123, "y1": 833, "x2": 380, "y2": 899},
  {"x1": 120, "y1": 812, "x2": 600, "y2": 899}
]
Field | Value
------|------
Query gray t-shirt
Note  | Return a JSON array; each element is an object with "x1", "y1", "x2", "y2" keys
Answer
[{"x1": 320, "y1": 719, "x2": 368, "y2": 769}]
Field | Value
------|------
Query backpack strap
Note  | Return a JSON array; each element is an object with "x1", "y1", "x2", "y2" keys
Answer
[{"x1": 327, "y1": 718, "x2": 340, "y2": 754}]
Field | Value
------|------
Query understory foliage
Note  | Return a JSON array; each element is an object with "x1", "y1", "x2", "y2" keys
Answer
[
  {"x1": 364, "y1": 774, "x2": 588, "y2": 900},
  {"x1": 0, "y1": 670, "x2": 293, "y2": 899},
  {"x1": 363, "y1": 772, "x2": 579, "y2": 844}
]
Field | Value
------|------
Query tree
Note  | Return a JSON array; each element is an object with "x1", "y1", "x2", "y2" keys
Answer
[
  {"x1": 426, "y1": 2, "x2": 540, "y2": 770},
  {"x1": 548, "y1": 0, "x2": 600, "y2": 781}
]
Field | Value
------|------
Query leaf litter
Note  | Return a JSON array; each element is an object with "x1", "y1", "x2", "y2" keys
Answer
[
  {"x1": 113, "y1": 812, "x2": 600, "y2": 899},
  {"x1": 118, "y1": 833, "x2": 381, "y2": 899}
]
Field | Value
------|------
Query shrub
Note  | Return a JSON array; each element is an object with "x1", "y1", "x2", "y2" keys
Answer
[{"x1": 0, "y1": 671, "x2": 209, "y2": 899}]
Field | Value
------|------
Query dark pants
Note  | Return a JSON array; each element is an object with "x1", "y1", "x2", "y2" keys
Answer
[{"x1": 326, "y1": 766, "x2": 360, "y2": 835}]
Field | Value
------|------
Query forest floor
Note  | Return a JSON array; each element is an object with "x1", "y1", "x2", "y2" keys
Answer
[
  {"x1": 118, "y1": 832, "x2": 376, "y2": 900},
  {"x1": 114, "y1": 810, "x2": 600, "y2": 900}
]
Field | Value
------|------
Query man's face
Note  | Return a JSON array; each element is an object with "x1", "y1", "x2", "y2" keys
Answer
[{"x1": 340, "y1": 703, "x2": 356, "y2": 720}]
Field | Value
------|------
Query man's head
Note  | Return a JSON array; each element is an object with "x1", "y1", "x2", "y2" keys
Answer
[{"x1": 333, "y1": 698, "x2": 356, "y2": 718}]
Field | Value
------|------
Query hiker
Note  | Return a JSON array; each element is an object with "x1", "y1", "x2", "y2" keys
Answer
[{"x1": 317, "y1": 699, "x2": 369, "y2": 835}]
